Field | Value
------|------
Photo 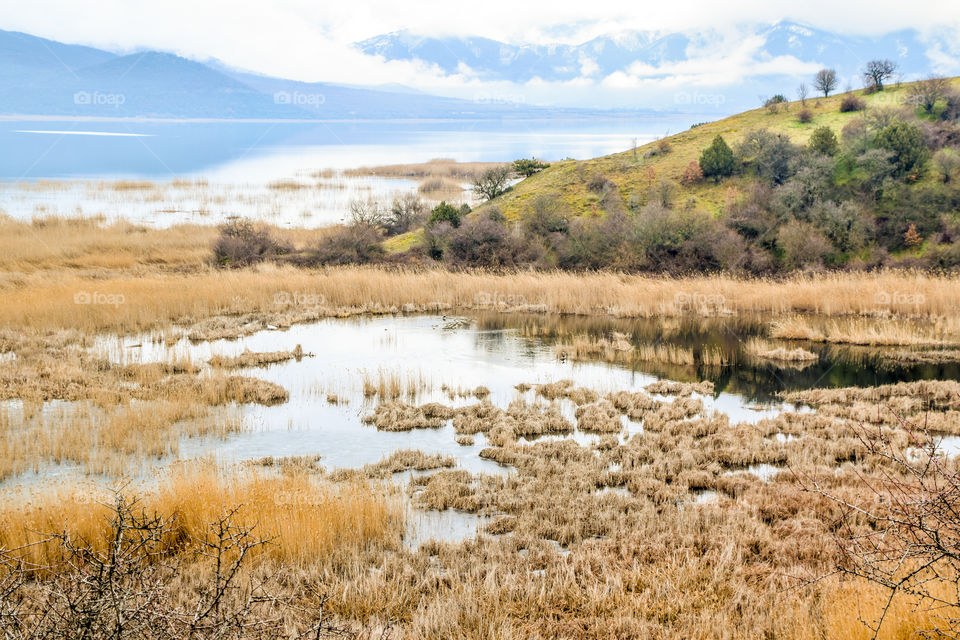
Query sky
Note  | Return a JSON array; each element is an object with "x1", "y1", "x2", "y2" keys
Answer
[{"x1": 2, "y1": 0, "x2": 959, "y2": 106}]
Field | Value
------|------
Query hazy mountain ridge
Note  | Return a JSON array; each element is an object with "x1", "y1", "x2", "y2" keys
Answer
[{"x1": 0, "y1": 29, "x2": 656, "y2": 119}]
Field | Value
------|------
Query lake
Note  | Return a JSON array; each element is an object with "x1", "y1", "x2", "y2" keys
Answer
[{"x1": 0, "y1": 114, "x2": 704, "y2": 227}]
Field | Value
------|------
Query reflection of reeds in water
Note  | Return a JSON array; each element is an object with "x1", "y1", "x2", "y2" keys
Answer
[
  {"x1": 555, "y1": 332, "x2": 634, "y2": 362},
  {"x1": 0, "y1": 399, "x2": 245, "y2": 481},
  {"x1": 636, "y1": 343, "x2": 695, "y2": 366},
  {"x1": 361, "y1": 368, "x2": 432, "y2": 400},
  {"x1": 745, "y1": 337, "x2": 818, "y2": 363},
  {"x1": 554, "y1": 332, "x2": 733, "y2": 367}
]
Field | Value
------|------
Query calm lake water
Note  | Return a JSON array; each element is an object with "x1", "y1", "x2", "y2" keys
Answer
[{"x1": 0, "y1": 115, "x2": 703, "y2": 227}]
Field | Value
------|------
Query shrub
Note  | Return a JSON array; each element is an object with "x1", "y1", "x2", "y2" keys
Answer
[
  {"x1": 444, "y1": 211, "x2": 537, "y2": 268},
  {"x1": 428, "y1": 201, "x2": 464, "y2": 228},
  {"x1": 523, "y1": 194, "x2": 570, "y2": 236},
  {"x1": 839, "y1": 94, "x2": 866, "y2": 113},
  {"x1": 777, "y1": 220, "x2": 834, "y2": 269},
  {"x1": 736, "y1": 129, "x2": 799, "y2": 185},
  {"x1": 348, "y1": 199, "x2": 386, "y2": 227},
  {"x1": 933, "y1": 148, "x2": 960, "y2": 182},
  {"x1": 307, "y1": 224, "x2": 384, "y2": 265},
  {"x1": 512, "y1": 158, "x2": 550, "y2": 177},
  {"x1": 808, "y1": 126, "x2": 840, "y2": 156},
  {"x1": 874, "y1": 121, "x2": 930, "y2": 178},
  {"x1": 383, "y1": 193, "x2": 426, "y2": 235},
  {"x1": 764, "y1": 94, "x2": 787, "y2": 113},
  {"x1": 699, "y1": 135, "x2": 737, "y2": 182},
  {"x1": 586, "y1": 172, "x2": 615, "y2": 193},
  {"x1": 656, "y1": 138, "x2": 672, "y2": 154},
  {"x1": 680, "y1": 160, "x2": 704, "y2": 185},
  {"x1": 212, "y1": 220, "x2": 291, "y2": 268},
  {"x1": 796, "y1": 108, "x2": 813, "y2": 124}
]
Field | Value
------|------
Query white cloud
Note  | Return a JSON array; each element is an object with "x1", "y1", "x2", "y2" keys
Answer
[{"x1": 0, "y1": 0, "x2": 957, "y2": 108}]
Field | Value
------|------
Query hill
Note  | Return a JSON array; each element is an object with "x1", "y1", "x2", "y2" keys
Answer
[
  {"x1": 495, "y1": 80, "x2": 959, "y2": 218},
  {"x1": 366, "y1": 78, "x2": 960, "y2": 274}
]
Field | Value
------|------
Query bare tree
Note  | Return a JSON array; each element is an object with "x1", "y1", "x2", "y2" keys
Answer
[
  {"x1": 802, "y1": 411, "x2": 960, "y2": 638},
  {"x1": 863, "y1": 59, "x2": 898, "y2": 91},
  {"x1": 910, "y1": 75, "x2": 950, "y2": 114},
  {"x1": 348, "y1": 199, "x2": 386, "y2": 228},
  {"x1": 797, "y1": 82, "x2": 809, "y2": 106},
  {"x1": 814, "y1": 69, "x2": 838, "y2": 97},
  {"x1": 472, "y1": 165, "x2": 512, "y2": 201},
  {"x1": 384, "y1": 193, "x2": 426, "y2": 235}
]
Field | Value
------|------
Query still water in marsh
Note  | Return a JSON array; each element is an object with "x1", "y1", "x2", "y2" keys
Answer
[
  {"x1": 11, "y1": 312, "x2": 960, "y2": 546},
  {"x1": 86, "y1": 311, "x2": 960, "y2": 473}
]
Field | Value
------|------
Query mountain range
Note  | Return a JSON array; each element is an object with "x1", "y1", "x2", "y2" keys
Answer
[
  {"x1": 357, "y1": 22, "x2": 959, "y2": 110},
  {"x1": 1, "y1": 22, "x2": 956, "y2": 118},
  {"x1": 0, "y1": 29, "x2": 617, "y2": 119}
]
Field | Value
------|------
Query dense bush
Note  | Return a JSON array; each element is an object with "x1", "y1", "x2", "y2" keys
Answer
[
  {"x1": 874, "y1": 121, "x2": 929, "y2": 178},
  {"x1": 213, "y1": 220, "x2": 291, "y2": 267},
  {"x1": 512, "y1": 158, "x2": 550, "y2": 177},
  {"x1": 839, "y1": 94, "x2": 866, "y2": 112},
  {"x1": 428, "y1": 201, "x2": 467, "y2": 228},
  {"x1": 808, "y1": 126, "x2": 840, "y2": 156},
  {"x1": 736, "y1": 129, "x2": 799, "y2": 185},
  {"x1": 699, "y1": 135, "x2": 736, "y2": 181}
]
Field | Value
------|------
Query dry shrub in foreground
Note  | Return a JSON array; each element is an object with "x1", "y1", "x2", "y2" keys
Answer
[
  {"x1": 0, "y1": 495, "x2": 362, "y2": 639},
  {"x1": 801, "y1": 413, "x2": 960, "y2": 638},
  {"x1": 0, "y1": 463, "x2": 404, "y2": 570}
]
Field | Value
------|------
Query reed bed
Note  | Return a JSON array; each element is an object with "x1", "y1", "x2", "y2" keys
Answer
[
  {"x1": 5, "y1": 264, "x2": 958, "y2": 336},
  {"x1": 0, "y1": 398, "x2": 244, "y2": 480},
  {"x1": 0, "y1": 462, "x2": 404, "y2": 568},
  {"x1": 770, "y1": 314, "x2": 960, "y2": 346}
]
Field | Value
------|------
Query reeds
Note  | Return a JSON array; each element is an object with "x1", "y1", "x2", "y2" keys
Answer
[
  {"x1": 360, "y1": 368, "x2": 432, "y2": 399},
  {"x1": 0, "y1": 462, "x2": 404, "y2": 568},
  {"x1": 4, "y1": 262, "x2": 960, "y2": 336},
  {"x1": 746, "y1": 337, "x2": 819, "y2": 362}
]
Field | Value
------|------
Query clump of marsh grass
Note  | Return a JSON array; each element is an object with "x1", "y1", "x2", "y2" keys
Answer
[
  {"x1": 746, "y1": 337, "x2": 819, "y2": 363},
  {"x1": 555, "y1": 332, "x2": 633, "y2": 363},
  {"x1": 208, "y1": 345, "x2": 306, "y2": 368},
  {"x1": 360, "y1": 368, "x2": 432, "y2": 400}
]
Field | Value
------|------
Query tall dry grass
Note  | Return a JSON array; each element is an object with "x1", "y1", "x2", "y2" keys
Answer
[
  {"x1": 3, "y1": 265, "x2": 959, "y2": 335},
  {"x1": 0, "y1": 462, "x2": 404, "y2": 568}
]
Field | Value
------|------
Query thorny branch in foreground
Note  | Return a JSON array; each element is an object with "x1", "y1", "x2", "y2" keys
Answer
[
  {"x1": 0, "y1": 493, "x2": 369, "y2": 640},
  {"x1": 801, "y1": 407, "x2": 960, "y2": 639}
]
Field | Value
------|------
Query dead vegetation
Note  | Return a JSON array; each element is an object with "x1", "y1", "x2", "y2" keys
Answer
[{"x1": 208, "y1": 344, "x2": 306, "y2": 368}]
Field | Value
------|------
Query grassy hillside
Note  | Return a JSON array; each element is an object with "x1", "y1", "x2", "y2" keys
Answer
[{"x1": 492, "y1": 78, "x2": 960, "y2": 220}]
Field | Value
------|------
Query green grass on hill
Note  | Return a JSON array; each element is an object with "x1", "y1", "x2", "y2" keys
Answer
[{"x1": 488, "y1": 78, "x2": 960, "y2": 221}]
